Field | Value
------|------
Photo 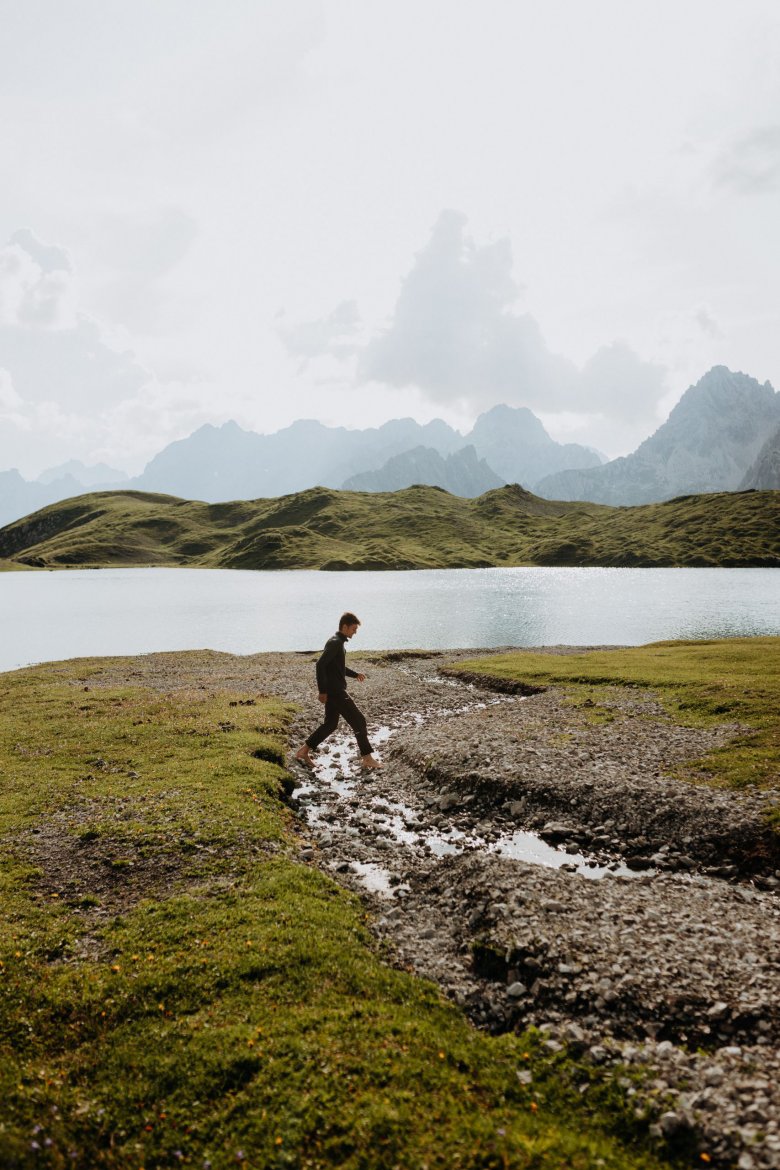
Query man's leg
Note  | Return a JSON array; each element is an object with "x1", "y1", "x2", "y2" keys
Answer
[
  {"x1": 338, "y1": 694, "x2": 374, "y2": 758},
  {"x1": 305, "y1": 696, "x2": 340, "y2": 752}
]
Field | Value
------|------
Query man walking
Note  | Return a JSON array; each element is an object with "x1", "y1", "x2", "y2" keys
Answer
[{"x1": 295, "y1": 612, "x2": 382, "y2": 771}]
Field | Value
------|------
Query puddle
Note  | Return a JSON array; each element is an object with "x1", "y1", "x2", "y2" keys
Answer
[
  {"x1": 350, "y1": 861, "x2": 395, "y2": 896},
  {"x1": 492, "y1": 830, "x2": 640, "y2": 880}
]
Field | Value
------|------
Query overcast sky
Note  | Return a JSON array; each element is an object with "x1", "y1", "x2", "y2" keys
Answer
[{"x1": 1, "y1": 0, "x2": 779, "y2": 478}]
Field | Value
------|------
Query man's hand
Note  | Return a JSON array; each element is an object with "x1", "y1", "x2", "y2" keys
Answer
[
  {"x1": 318, "y1": 692, "x2": 328, "y2": 704},
  {"x1": 356, "y1": 673, "x2": 366, "y2": 683}
]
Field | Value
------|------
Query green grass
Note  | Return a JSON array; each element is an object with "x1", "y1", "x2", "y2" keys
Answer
[
  {"x1": 449, "y1": 638, "x2": 780, "y2": 791},
  {"x1": 0, "y1": 657, "x2": 681, "y2": 1169},
  {"x1": 0, "y1": 484, "x2": 778, "y2": 569},
  {"x1": 0, "y1": 558, "x2": 34, "y2": 571}
]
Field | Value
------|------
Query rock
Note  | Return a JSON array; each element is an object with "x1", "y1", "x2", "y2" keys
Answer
[
  {"x1": 659, "y1": 1111, "x2": 692, "y2": 1140},
  {"x1": 507, "y1": 981, "x2": 526, "y2": 998},
  {"x1": 625, "y1": 856, "x2": 654, "y2": 871},
  {"x1": 540, "y1": 821, "x2": 575, "y2": 842}
]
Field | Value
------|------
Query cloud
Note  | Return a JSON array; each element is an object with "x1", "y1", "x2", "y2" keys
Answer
[
  {"x1": 357, "y1": 211, "x2": 667, "y2": 424},
  {"x1": 0, "y1": 229, "x2": 149, "y2": 411},
  {"x1": 694, "y1": 307, "x2": 723, "y2": 338},
  {"x1": 712, "y1": 125, "x2": 780, "y2": 194},
  {"x1": 8, "y1": 228, "x2": 72, "y2": 273},
  {"x1": 0, "y1": 237, "x2": 76, "y2": 329},
  {"x1": 578, "y1": 343, "x2": 668, "y2": 423},
  {"x1": 360, "y1": 210, "x2": 575, "y2": 408},
  {"x1": 277, "y1": 299, "x2": 361, "y2": 364},
  {"x1": 0, "y1": 368, "x2": 23, "y2": 412}
]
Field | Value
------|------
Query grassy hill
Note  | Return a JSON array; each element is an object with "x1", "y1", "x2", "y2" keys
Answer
[{"x1": 0, "y1": 484, "x2": 778, "y2": 570}]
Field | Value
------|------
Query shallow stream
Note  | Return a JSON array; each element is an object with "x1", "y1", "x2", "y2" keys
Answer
[{"x1": 293, "y1": 680, "x2": 639, "y2": 893}]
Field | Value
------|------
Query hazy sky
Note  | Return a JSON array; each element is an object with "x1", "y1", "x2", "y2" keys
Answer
[{"x1": 1, "y1": 0, "x2": 779, "y2": 477}]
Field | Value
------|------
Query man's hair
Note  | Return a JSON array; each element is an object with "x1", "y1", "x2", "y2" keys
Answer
[{"x1": 339, "y1": 612, "x2": 360, "y2": 629}]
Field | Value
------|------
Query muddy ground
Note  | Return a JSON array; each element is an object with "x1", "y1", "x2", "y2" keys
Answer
[{"x1": 80, "y1": 647, "x2": 780, "y2": 1169}]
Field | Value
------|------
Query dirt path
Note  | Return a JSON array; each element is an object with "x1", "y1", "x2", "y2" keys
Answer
[{"x1": 83, "y1": 647, "x2": 780, "y2": 1168}]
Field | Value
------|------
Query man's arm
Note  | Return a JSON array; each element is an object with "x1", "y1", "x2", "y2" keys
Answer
[{"x1": 315, "y1": 641, "x2": 336, "y2": 694}]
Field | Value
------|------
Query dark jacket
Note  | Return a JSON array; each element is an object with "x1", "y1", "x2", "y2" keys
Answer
[{"x1": 315, "y1": 632, "x2": 359, "y2": 695}]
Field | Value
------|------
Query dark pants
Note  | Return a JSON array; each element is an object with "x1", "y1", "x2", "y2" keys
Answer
[{"x1": 307, "y1": 692, "x2": 372, "y2": 757}]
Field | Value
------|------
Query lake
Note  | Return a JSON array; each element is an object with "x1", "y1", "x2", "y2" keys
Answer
[{"x1": 1, "y1": 566, "x2": 778, "y2": 674}]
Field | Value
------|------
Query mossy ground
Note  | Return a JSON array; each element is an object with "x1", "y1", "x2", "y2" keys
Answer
[
  {"x1": 450, "y1": 638, "x2": 780, "y2": 793},
  {"x1": 0, "y1": 657, "x2": 680, "y2": 1169},
  {"x1": 0, "y1": 484, "x2": 778, "y2": 570}
]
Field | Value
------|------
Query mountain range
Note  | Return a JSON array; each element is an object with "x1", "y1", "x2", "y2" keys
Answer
[
  {"x1": 1, "y1": 365, "x2": 778, "y2": 530},
  {"x1": 536, "y1": 367, "x2": 780, "y2": 504},
  {"x1": 0, "y1": 406, "x2": 600, "y2": 527}
]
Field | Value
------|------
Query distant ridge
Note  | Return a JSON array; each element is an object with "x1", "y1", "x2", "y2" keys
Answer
[
  {"x1": 741, "y1": 422, "x2": 780, "y2": 490},
  {"x1": 1, "y1": 484, "x2": 777, "y2": 571},
  {"x1": 342, "y1": 445, "x2": 504, "y2": 496},
  {"x1": 128, "y1": 406, "x2": 599, "y2": 501},
  {"x1": 537, "y1": 367, "x2": 780, "y2": 504}
]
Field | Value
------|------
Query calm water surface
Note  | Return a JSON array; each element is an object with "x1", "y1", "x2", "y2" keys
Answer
[{"x1": 1, "y1": 566, "x2": 778, "y2": 673}]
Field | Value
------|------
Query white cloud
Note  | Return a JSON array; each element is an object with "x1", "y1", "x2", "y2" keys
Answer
[
  {"x1": 0, "y1": 229, "x2": 149, "y2": 411},
  {"x1": 0, "y1": 228, "x2": 198, "y2": 475},
  {"x1": 356, "y1": 213, "x2": 669, "y2": 433},
  {"x1": 0, "y1": 239, "x2": 76, "y2": 329},
  {"x1": 277, "y1": 299, "x2": 361, "y2": 365},
  {"x1": 712, "y1": 124, "x2": 780, "y2": 194},
  {"x1": 694, "y1": 307, "x2": 724, "y2": 338},
  {"x1": 578, "y1": 344, "x2": 668, "y2": 423},
  {"x1": 360, "y1": 211, "x2": 576, "y2": 410},
  {"x1": 8, "y1": 228, "x2": 71, "y2": 273},
  {"x1": 0, "y1": 368, "x2": 23, "y2": 412}
]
